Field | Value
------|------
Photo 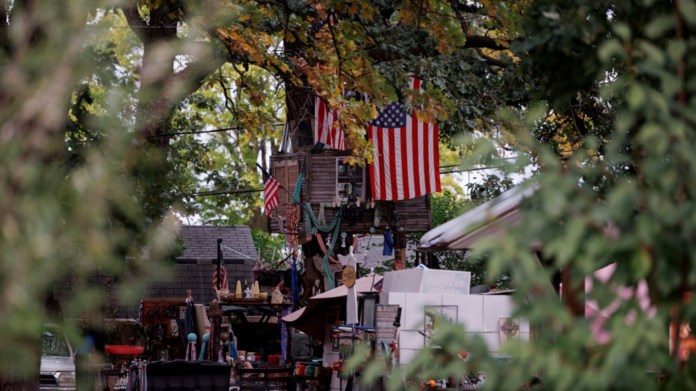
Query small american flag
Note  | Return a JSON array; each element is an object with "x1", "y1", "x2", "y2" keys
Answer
[
  {"x1": 263, "y1": 173, "x2": 281, "y2": 216},
  {"x1": 314, "y1": 96, "x2": 346, "y2": 150},
  {"x1": 367, "y1": 78, "x2": 441, "y2": 201}
]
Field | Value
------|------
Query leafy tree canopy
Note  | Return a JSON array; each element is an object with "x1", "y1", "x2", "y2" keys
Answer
[{"x1": 10, "y1": 0, "x2": 691, "y2": 388}]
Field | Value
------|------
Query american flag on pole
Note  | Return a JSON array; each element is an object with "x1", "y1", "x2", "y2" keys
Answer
[
  {"x1": 314, "y1": 96, "x2": 346, "y2": 150},
  {"x1": 212, "y1": 266, "x2": 229, "y2": 294},
  {"x1": 367, "y1": 78, "x2": 441, "y2": 201},
  {"x1": 263, "y1": 172, "x2": 281, "y2": 216}
]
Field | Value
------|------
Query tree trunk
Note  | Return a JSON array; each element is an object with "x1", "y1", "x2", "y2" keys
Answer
[{"x1": 393, "y1": 231, "x2": 407, "y2": 270}]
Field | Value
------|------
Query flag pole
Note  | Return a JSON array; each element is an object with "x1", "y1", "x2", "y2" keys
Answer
[{"x1": 217, "y1": 238, "x2": 223, "y2": 291}]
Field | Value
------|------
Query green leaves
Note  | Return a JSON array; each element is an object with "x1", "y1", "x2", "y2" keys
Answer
[{"x1": 337, "y1": 2, "x2": 696, "y2": 389}]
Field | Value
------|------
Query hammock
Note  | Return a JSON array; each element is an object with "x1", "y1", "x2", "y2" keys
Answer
[
  {"x1": 304, "y1": 202, "x2": 342, "y2": 233},
  {"x1": 304, "y1": 203, "x2": 343, "y2": 289}
]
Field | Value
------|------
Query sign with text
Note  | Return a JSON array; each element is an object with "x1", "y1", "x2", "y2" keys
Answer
[{"x1": 375, "y1": 305, "x2": 401, "y2": 346}]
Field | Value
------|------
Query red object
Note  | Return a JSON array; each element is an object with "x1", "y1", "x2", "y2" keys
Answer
[
  {"x1": 367, "y1": 77, "x2": 441, "y2": 201},
  {"x1": 263, "y1": 174, "x2": 281, "y2": 216},
  {"x1": 332, "y1": 361, "x2": 342, "y2": 371},
  {"x1": 314, "y1": 96, "x2": 346, "y2": 151},
  {"x1": 213, "y1": 266, "x2": 229, "y2": 294},
  {"x1": 268, "y1": 354, "x2": 281, "y2": 365},
  {"x1": 105, "y1": 345, "x2": 144, "y2": 356}
]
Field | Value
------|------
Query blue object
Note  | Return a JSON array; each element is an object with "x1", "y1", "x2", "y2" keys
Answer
[
  {"x1": 291, "y1": 255, "x2": 299, "y2": 304},
  {"x1": 185, "y1": 300, "x2": 195, "y2": 336},
  {"x1": 199, "y1": 333, "x2": 209, "y2": 361},
  {"x1": 187, "y1": 333, "x2": 197, "y2": 342},
  {"x1": 228, "y1": 341, "x2": 238, "y2": 360},
  {"x1": 383, "y1": 229, "x2": 393, "y2": 256}
]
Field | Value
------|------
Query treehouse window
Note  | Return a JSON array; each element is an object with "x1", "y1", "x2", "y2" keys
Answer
[{"x1": 336, "y1": 160, "x2": 365, "y2": 202}]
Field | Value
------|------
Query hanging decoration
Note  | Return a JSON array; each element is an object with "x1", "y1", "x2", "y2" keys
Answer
[
  {"x1": 280, "y1": 306, "x2": 293, "y2": 363},
  {"x1": 291, "y1": 254, "x2": 300, "y2": 304},
  {"x1": 321, "y1": 220, "x2": 342, "y2": 289},
  {"x1": 285, "y1": 204, "x2": 300, "y2": 251},
  {"x1": 383, "y1": 227, "x2": 394, "y2": 256},
  {"x1": 304, "y1": 201, "x2": 342, "y2": 233},
  {"x1": 284, "y1": 166, "x2": 305, "y2": 253},
  {"x1": 304, "y1": 202, "x2": 344, "y2": 289}
]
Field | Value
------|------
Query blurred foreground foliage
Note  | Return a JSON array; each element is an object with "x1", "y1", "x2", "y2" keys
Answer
[
  {"x1": 0, "y1": 0, "x2": 179, "y2": 385},
  {"x1": 2, "y1": 0, "x2": 696, "y2": 390},
  {"x1": 353, "y1": 1, "x2": 696, "y2": 390}
]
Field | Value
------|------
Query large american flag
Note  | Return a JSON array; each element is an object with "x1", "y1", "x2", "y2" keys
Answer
[
  {"x1": 314, "y1": 96, "x2": 346, "y2": 150},
  {"x1": 367, "y1": 78, "x2": 441, "y2": 201},
  {"x1": 263, "y1": 173, "x2": 281, "y2": 216}
]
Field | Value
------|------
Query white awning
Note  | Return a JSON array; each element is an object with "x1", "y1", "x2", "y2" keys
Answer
[{"x1": 419, "y1": 183, "x2": 537, "y2": 250}]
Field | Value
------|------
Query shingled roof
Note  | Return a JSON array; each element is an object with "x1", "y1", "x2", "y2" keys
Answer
[
  {"x1": 54, "y1": 225, "x2": 259, "y2": 319},
  {"x1": 178, "y1": 225, "x2": 257, "y2": 262},
  {"x1": 143, "y1": 225, "x2": 259, "y2": 313}
]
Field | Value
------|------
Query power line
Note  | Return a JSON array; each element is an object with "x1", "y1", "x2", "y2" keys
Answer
[
  {"x1": 188, "y1": 188, "x2": 263, "y2": 197},
  {"x1": 440, "y1": 166, "x2": 506, "y2": 174},
  {"x1": 189, "y1": 165, "x2": 511, "y2": 197},
  {"x1": 151, "y1": 123, "x2": 285, "y2": 138}
]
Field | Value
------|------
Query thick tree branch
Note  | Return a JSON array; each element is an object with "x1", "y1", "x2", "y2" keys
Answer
[
  {"x1": 475, "y1": 48, "x2": 511, "y2": 68},
  {"x1": 121, "y1": 3, "x2": 146, "y2": 42},
  {"x1": 141, "y1": 45, "x2": 226, "y2": 145},
  {"x1": 327, "y1": 11, "x2": 344, "y2": 78},
  {"x1": 448, "y1": 0, "x2": 483, "y2": 15},
  {"x1": 218, "y1": 68, "x2": 239, "y2": 119},
  {"x1": 463, "y1": 35, "x2": 511, "y2": 50}
]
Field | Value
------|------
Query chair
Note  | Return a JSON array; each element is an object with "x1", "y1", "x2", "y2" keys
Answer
[{"x1": 237, "y1": 366, "x2": 295, "y2": 391}]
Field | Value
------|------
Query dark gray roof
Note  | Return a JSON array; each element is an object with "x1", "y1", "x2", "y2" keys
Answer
[
  {"x1": 144, "y1": 225, "x2": 259, "y2": 307},
  {"x1": 178, "y1": 225, "x2": 258, "y2": 261},
  {"x1": 54, "y1": 225, "x2": 260, "y2": 319}
]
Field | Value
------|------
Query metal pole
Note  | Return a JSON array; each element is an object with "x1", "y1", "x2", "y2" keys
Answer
[{"x1": 217, "y1": 238, "x2": 223, "y2": 290}]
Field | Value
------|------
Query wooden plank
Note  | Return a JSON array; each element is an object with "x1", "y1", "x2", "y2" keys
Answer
[{"x1": 269, "y1": 152, "x2": 433, "y2": 234}]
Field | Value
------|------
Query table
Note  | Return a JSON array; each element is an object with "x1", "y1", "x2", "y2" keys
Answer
[
  {"x1": 221, "y1": 301, "x2": 293, "y2": 363},
  {"x1": 220, "y1": 301, "x2": 292, "y2": 324}
]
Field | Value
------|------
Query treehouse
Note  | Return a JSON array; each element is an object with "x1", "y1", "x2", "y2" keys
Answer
[
  {"x1": 263, "y1": 87, "x2": 440, "y2": 294},
  {"x1": 267, "y1": 105, "x2": 434, "y2": 241}
]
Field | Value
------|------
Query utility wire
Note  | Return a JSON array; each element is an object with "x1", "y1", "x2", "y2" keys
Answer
[
  {"x1": 188, "y1": 188, "x2": 263, "y2": 197},
  {"x1": 151, "y1": 123, "x2": 285, "y2": 138},
  {"x1": 220, "y1": 244, "x2": 257, "y2": 261},
  {"x1": 188, "y1": 166, "x2": 507, "y2": 197}
]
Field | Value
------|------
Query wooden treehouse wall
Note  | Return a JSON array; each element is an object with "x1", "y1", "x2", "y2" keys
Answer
[{"x1": 269, "y1": 152, "x2": 432, "y2": 238}]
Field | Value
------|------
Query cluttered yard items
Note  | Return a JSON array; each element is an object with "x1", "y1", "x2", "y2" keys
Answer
[{"x1": 281, "y1": 267, "x2": 525, "y2": 390}]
